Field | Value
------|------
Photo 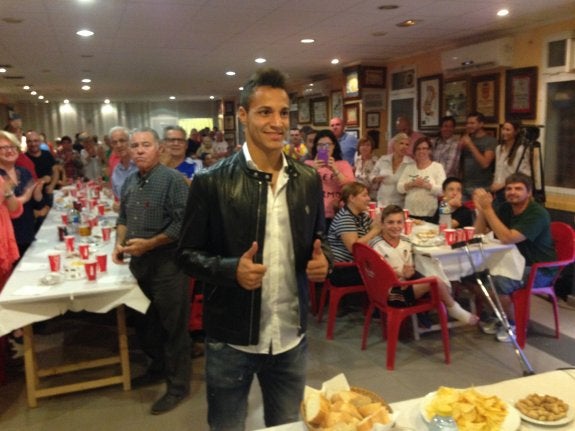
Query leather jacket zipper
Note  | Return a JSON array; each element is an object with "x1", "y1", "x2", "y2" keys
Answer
[{"x1": 248, "y1": 179, "x2": 264, "y2": 344}]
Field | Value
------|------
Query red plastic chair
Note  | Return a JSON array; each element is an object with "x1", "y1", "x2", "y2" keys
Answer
[
  {"x1": 512, "y1": 222, "x2": 575, "y2": 348},
  {"x1": 316, "y1": 262, "x2": 366, "y2": 340},
  {"x1": 353, "y1": 243, "x2": 450, "y2": 370}
]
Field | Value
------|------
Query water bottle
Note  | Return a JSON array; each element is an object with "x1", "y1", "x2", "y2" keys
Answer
[
  {"x1": 68, "y1": 206, "x2": 81, "y2": 235},
  {"x1": 428, "y1": 405, "x2": 459, "y2": 430},
  {"x1": 438, "y1": 199, "x2": 452, "y2": 233}
]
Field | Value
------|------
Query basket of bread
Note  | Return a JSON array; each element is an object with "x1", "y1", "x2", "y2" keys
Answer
[{"x1": 302, "y1": 374, "x2": 394, "y2": 431}]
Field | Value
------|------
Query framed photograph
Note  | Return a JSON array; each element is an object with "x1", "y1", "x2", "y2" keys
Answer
[
  {"x1": 471, "y1": 74, "x2": 500, "y2": 123},
  {"x1": 362, "y1": 66, "x2": 386, "y2": 88},
  {"x1": 224, "y1": 115, "x2": 235, "y2": 131},
  {"x1": 443, "y1": 78, "x2": 469, "y2": 124},
  {"x1": 343, "y1": 66, "x2": 360, "y2": 99},
  {"x1": 417, "y1": 74, "x2": 442, "y2": 129},
  {"x1": 224, "y1": 132, "x2": 235, "y2": 146},
  {"x1": 391, "y1": 68, "x2": 416, "y2": 92},
  {"x1": 346, "y1": 129, "x2": 359, "y2": 140},
  {"x1": 311, "y1": 97, "x2": 329, "y2": 126},
  {"x1": 224, "y1": 101, "x2": 235, "y2": 115},
  {"x1": 366, "y1": 112, "x2": 380, "y2": 128},
  {"x1": 505, "y1": 67, "x2": 538, "y2": 120},
  {"x1": 331, "y1": 90, "x2": 343, "y2": 119},
  {"x1": 344, "y1": 103, "x2": 360, "y2": 127},
  {"x1": 390, "y1": 97, "x2": 415, "y2": 141},
  {"x1": 297, "y1": 98, "x2": 311, "y2": 124}
]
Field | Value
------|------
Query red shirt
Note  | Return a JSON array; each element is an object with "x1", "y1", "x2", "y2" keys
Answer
[{"x1": 15, "y1": 152, "x2": 37, "y2": 179}]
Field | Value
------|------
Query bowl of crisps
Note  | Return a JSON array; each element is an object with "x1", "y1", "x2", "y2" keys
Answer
[
  {"x1": 420, "y1": 386, "x2": 520, "y2": 431},
  {"x1": 302, "y1": 387, "x2": 394, "y2": 431}
]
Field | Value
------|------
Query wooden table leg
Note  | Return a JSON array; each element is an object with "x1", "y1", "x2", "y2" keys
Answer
[
  {"x1": 22, "y1": 325, "x2": 38, "y2": 408},
  {"x1": 116, "y1": 305, "x2": 131, "y2": 390}
]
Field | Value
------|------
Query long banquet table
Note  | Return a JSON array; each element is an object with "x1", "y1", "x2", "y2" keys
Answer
[
  {"x1": 257, "y1": 369, "x2": 575, "y2": 430},
  {"x1": 0, "y1": 188, "x2": 150, "y2": 406}
]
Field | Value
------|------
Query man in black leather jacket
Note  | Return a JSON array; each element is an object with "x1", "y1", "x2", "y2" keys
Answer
[{"x1": 177, "y1": 68, "x2": 332, "y2": 431}]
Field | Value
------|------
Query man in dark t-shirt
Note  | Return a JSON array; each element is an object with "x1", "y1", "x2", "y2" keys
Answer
[{"x1": 474, "y1": 173, "x2": 556, "y2": 342}]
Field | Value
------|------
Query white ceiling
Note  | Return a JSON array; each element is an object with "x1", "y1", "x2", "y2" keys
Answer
[{"x1": 1, "y1": 0, "x2": 574, "y2": 104}]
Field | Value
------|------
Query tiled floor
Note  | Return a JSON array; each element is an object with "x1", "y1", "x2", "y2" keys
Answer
[{"x1": 0, "y1": 296, "x2": 574, "y2": 431}]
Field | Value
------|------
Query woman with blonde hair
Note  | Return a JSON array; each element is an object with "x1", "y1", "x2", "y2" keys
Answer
[{"x1": 354, "y1": 136, "x2": 379, "y2": 200}]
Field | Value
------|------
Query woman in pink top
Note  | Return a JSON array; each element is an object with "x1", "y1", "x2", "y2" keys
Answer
[{"x1": 305, "y1": 129, "x2": 354, "y2": 229}]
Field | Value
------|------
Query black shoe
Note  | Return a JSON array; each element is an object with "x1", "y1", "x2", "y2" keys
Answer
[
  {"x1": 132, "y1": 371, "x2": 165, "y2": 388},
  {"x1": 150, "y1": 392, "x2": 188, "y2": 415},
  {"x1": 417, "y1": 312, "x2": 433, "y2": 329}
]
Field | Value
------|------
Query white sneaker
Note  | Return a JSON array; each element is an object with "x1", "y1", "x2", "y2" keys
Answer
[
  {"x1": 496, "y1": 324, "x2": 516, "y2": 343},
  {"x1": 479, "y1": 318, "x2": 499, "y2": 335}
]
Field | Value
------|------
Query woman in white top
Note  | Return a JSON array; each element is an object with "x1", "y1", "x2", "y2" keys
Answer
[
  {"x1": 353, "y1": 136, "x2": 379, "y2": 200},
  {"x1": 397, "y1": 137, "x2": 445, "y2": 222},
  {"x1": 491, "y1": 119, "x2": 531, "y2": 204},
  {"x1": 370, "y1": 133, "x2": 414, "y2": 208}
]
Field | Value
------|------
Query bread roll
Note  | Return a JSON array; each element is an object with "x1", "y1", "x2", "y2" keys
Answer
[{"x1": 305, "y1": 391, "x2": 329, "y2": 426}]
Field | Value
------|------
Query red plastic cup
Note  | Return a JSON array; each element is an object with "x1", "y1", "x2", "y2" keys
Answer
[
  {"x1": 84, "y1": 260, "x2": 97, "y2": 281},
  {"x1": 464, "y1": 226, "x2": 475, "y2": 241},
  {"x1": 79, "y1": 243, "x2": 90, "y2": 260},
  {"x1": 403, "y1": 208, "x2": 410, "y2": 220},
  {"x1": 456, "y1": 228, "x2": 465, "y2": 242},
  {"x1": 97, "y1": 203, "x2": 105, "y2": 216},
  {"x1": 48, "y1": 252, "x2": 62, "y2": 272},
  {"x1": 89, "y1": 216, "x2": 99, "y2": 228},
  {"x1": 444, "y1": 229, "x2": 456, "y2": 246},
  {"x1": 96, "y1": 253, "x2": 107, "y2": 272},
  {"x1": 368, "y1": 202, "x2": 377, "y2": 219},
  {"x1": 404, "y1": 218, "x2": 414, "y2": 235},
  {"x1": 70, "y1": 188, "x2": 78, "y2": 198},
  {"x1": 101, "y1": 226, "x2": 112, "y2": 242},
  {"x1": 61, "y1": 213, "x2": 69, "y2": 225},
  {"x1": 64, "y1": 235, "x2": 75, "y2": 252}
]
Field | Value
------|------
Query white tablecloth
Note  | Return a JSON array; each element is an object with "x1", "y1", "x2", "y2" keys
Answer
[
  {"x1": 0, "y1": 193, "x2": 150, "y2": 336},
  {"x1": 257, "y1": 369, "x2": 575, "y2": 430},
  {"x1": 413, "y1": 237, "x2": 526, "y2": 289}
]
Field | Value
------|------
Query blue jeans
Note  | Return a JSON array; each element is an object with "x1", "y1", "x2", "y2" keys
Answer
[
  {"x1": 492, "y1": 266, "x2": 556, "y2": 295},
  {"x1": 206, "y1": 337, "x2": 307, "y2": 431}
]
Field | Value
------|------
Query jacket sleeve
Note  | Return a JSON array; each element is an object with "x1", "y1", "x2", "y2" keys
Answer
[
  {"x1": 312, "y1": 170, "x2": 334, "y2": 274},
  {"x1": 176, "y1": 172, "x2": 240, "y2": 287}
]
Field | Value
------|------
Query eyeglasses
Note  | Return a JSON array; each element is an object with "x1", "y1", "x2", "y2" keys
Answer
[{"x1": 0, "y1": 146, "x2": 18, "y2": 152}]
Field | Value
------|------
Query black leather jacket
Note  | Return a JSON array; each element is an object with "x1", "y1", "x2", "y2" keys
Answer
[{"x1": 176, "y1": 151, "x2": 333, "y2": 345}]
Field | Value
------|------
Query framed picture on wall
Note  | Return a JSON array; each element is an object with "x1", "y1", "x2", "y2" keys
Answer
[
  {"x1": 471, "y1": 74, "x2": 500, "y2": 123},
  {"x1": 224, "y1": 115, "x2": 235, "y2": 131},
  {"x1": 483, "y1": 126, "x2": 499, "y2": 140},
  {"x1": 224, "y1": 101, "x2": 235, "y2": 115},
  {"x1": 344, "y1": 103, "x2": 360, "y2": 127},
  {"x1": 311, "y1": 97, "x2": 329, "y2": 126},
  {"x1": 346, "y1": 129, "x2": 359, "y2": 140},
  {"x1": 343, "y1": 66, "x2": 361, "y2": 99},
  {"x1": 297, "y1": 98, "x2": 311, "y2": 124},
  {"x1": 366, "y1": 112, "x2": 380, "y2": 128},
  {"x1": 505, "y1": 67, "x2": 538, "y2": 120},
  {"x1": 417, "y1": 74, "x2": 442, "y2": 129},
  {"x1": 331, "y1": 90, "x2": 343, "y2": 119},
  {"x1": 443, "y1": 78, "x2": 469, "y2": 124},
  {"x1": 391, "y1": 68, "x2": 416, "y2": 92},
  {"x1": 362, "y1": 66, "x2": 386, "y2": 88}
]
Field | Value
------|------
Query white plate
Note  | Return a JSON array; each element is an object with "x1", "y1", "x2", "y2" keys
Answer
[
  {"x1": 420, "y1": 391, "x2": 521, "y2": 431},
  {"x1": 517, "y1": 403, "x2": 574, "y2": 426}
]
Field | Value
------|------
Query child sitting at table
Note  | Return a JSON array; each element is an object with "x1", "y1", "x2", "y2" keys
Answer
[{"x1": 371, "y1": 204, "x2": 479, "y2": 325}]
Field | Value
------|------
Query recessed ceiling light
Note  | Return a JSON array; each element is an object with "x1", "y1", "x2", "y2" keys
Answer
[
  {"x1": 169, "y1": 96, "x2": 176, "y2": 100},
  {"x1": 225, "y1": 71, "x2": 236, "y2": 76},
  {"x1": 378, "y1": 5, "x2": 399, "y2": 10},
  {"x1": 308, "y1": 83, "x2": 314, "y2": 87},
  {"x1": 64, "y1": 99, "x2": 70, "y2": 104},
  {"x1": 239, "y1": 86, "x2": 244, "y2": 91},
  {"x1": 82, "y1": 78, "x2": 92, "y2": 83},
  {"x1": 0, "y1": 68, "x2": 6, "y2": 73},
  {"x1": 255, "y1": 57, "x2": 266, "y2": 64},
  {"x1": 301, "y1": 38, "x2": 315, "y2": 44},
  {"x1": 104, "y1": 99, "x2": 110, "y2": 104},
  {"x1": 209, "y1": 96, "x2": 215, "y2": 100},
  {"x1": 44, "y1": 100, "x2": 50, "y2": 104},
  {"x1": 372, "y1": 31, "x2": 387, "y2": 37},
  {"x1": 23, "y1": 85, "x2": 30, "y2": 90},
  {"x1": 31, "y1": 90, "x2": 37, "y2": 95},
  {"x1": 76, "y1": 29, "x2": 94, "y2": 37},
  {"x1": 397, "y1": 19, "x2": 418, "y2": 27},
  {"x1": 38, "y1": 95, "x2": 44, "y2": 100},
  {"x1": 81, "y1": 85, "x2": 91, "y2": 91},
  {"x1": 497, "y1": 9, "x2": 509, "y2": 17},
  {"x1": 331, "y1": 59, "x2": 340, "y2": 65}
]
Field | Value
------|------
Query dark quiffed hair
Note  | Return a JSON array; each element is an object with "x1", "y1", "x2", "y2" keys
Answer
[
  {"x1": 505, "y1": 173, "x2": 532, "y2": 193},
  {"x1": 311, "y1": 129, "x2": 343, "y2": 161},
  {"x1": 467, "y1": 111, "x2": 486, "y2": 123},
  {"x1": 380, "y1": 204, "x2": 404, "y2": 222},
  {"x1": 341, "y1": 182, "x2": 368, "y2": 204},
  {"x1": 239, "y1": 68, "x2": 287, "y2": 110},
  {"x1": 440, "y1": 115, "x2": 456, "y2": 128},
  {"x1": 442, "y1": 176, "x2": 463, "y2": 191}
]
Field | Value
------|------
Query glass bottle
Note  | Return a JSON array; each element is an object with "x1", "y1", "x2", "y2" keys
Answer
[
  {"x1": 438, "y1": 198, "x2": 452, "y2": 233},
  {"x1": 428, "y1": 405, "x2": 459, "y2": 430}
]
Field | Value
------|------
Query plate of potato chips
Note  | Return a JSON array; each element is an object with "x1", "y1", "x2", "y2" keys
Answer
[
  {"x1": 514, "y1": 393, "x2": 573, "y2": 426},
  {"x1": 420, "y1": 386, "x2": 520, "y2": 431}
]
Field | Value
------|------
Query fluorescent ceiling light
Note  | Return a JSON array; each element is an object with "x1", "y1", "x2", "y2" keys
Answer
[
  {"x1": 76, "y1": 29, "x2": 94, "y2": 37},
  {"x1": 225, "y1": 71, "x2": 236, "y2": 76},
  {"x1": 82, "y1": 78, "x2": 92, "y2": 83},
  {"x1": 301, "y1": 38, "x2": 315, "y2": 44},
  {"x1": 497, "y1": 9, "x2": 509, "y2": 17},
  {"x1": 331, "y1": 59, "x2": 340, "y2": 65},
  {"x1": 255, "y1": 58, "x2": 266, "y2": 64},
  {"x1": 81, "y1": 85, "x2": 91, "y2": 91}
]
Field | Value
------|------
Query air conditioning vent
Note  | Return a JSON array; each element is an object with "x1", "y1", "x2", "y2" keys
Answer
[{"x1": 441, "y1": 38, "x2": 513, "y2": 74}]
